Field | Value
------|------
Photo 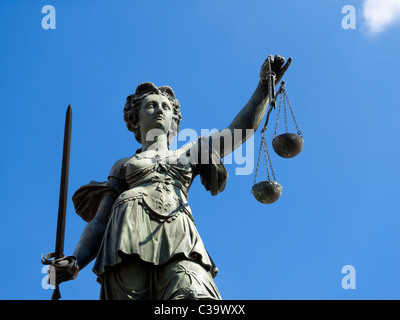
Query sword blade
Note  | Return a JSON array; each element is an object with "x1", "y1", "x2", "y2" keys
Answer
[{"x1": 52, "y1": 105, "x2": 72, "y2": 300}]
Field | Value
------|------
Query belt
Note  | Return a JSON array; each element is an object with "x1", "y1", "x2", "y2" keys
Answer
[{"x1": 129, "y1": 175, "x2": 189, "y2": 198}]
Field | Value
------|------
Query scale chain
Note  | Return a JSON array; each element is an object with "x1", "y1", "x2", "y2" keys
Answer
[
  {"x1": 283, "y1": 87, "x2": 303, "y2": 138},
  {"x1": 284, "y1": 90, "x2": 288, "y2": 133},
  {"x1": 253, "y1": 132, "x2": 276, "y2": 184},
  {"x1": 253, "y1": 134, "x2": 264, "y2": 185},
  {"x1": 272, "y1": 93, "x2": 283, "y2": 139},
  {"x1": 262, "y1": 133, "x2": 276, "y2": 181},
  {"x1": 261, "y1": 134, "x2": 271, "y2": 181}
]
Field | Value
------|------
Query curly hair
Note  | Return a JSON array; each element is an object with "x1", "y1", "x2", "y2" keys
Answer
[{"x1": 123, "y1": 82, "x2": 182, "y2": 145}]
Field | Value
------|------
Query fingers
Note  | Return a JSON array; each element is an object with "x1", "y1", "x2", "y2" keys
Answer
[
  {"x1": 282, "y1": 57, "x2": 292, "y2": 74},
  {"x1": 72, "y1": 267, "x2": 79, "y2": 280},
  {"x1": 274, "y1": 54, "x2": 285, "y2": 69},
  {"x1": 260, "y1": 55, "x2": 292, "y2": 81},
  {"x1": 264, "y1": 54, "x2": 288, "y2": 66},
  {"x1": 264, "y1": 54, "x2": 287, "y2": 72}
]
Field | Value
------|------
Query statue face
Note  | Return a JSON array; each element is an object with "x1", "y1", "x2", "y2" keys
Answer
[{"x1": 139, "y1": 94, "x2": 173, "y2": 139}]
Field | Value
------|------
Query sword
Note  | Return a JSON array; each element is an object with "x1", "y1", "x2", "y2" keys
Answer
[{"x1": 43, "y1": 105, "x2": 72, "y2": 300}]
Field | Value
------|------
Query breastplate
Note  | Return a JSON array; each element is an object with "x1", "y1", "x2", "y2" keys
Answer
[{"x1": 141, "y1": 181, "x2": 180, "y2": 217}]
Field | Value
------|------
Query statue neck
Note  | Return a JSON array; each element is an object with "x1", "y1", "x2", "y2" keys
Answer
[{"x1": 141, "y1": 134, "x2": 169, "y2": 152}]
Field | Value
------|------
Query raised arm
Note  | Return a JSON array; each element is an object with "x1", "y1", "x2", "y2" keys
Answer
[{"x1": 210, "y1": 55, "x2": 292, "y2": 158}]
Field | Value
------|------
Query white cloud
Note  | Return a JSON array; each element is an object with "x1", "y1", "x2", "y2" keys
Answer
[{"x1": 362, "y1": 0, "x2": 400, "y2": 35}]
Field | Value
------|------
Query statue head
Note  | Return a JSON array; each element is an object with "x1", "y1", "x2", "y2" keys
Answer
[{"x1": 123, "y1": 82, "x2": 182, "y2": 145}]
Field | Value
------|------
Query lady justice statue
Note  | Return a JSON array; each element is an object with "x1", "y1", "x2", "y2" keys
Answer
[{"x1": 43, "y1": 54, "x2": 291, "y2": 300}]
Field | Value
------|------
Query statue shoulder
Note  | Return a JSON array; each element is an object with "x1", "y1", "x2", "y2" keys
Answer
[
  {"x1": 108, "y1": 156, "x2": 132, "y2": 180},
  {"x1": 72, "y1": 156, "x2": 132, "y2": 223}
]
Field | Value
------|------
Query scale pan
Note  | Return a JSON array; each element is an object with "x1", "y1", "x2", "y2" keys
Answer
[
  {"x1": 272, "y1": 133, "x2": 303, "y2": 158},
  {"x1": 251, "y1": 181, "x2": 282, "y2": 204}
]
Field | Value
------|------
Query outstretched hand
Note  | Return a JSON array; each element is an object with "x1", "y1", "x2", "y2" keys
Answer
[{"x1": 260, "y1": 54, "x2": 292, "y2": 85}]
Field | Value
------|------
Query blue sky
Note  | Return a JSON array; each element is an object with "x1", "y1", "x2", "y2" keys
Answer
[{"x1": 1, "y1": 0, "x2": 400, "y2": 300}]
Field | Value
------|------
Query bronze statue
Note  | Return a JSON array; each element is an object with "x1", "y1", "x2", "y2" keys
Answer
[{"x1": 43, "y1": 54, "x2": 291, "y2": 300}]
